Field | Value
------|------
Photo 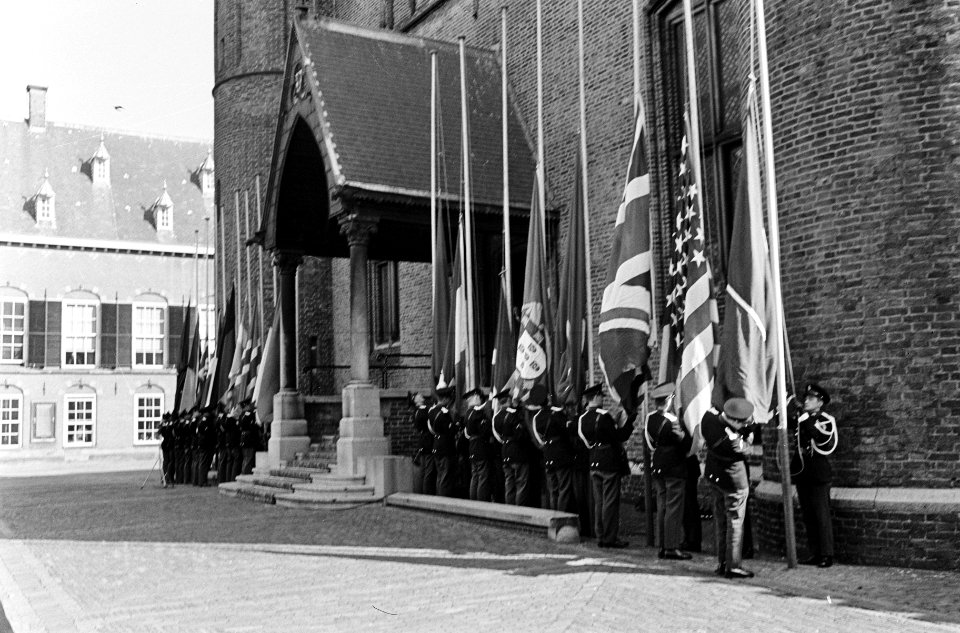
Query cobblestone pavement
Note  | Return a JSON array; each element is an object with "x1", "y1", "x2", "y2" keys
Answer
[{"x1": 1, "y1": 472, "x2": 958, "y2": 633}]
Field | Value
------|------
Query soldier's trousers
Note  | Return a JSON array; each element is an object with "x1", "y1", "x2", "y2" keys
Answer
[
  {"x1": 241, "y1": 448, "x2": 256, "y2": 475},
  {"x1": 416, "y1": 452, "x2": 437, "y2": 495},
  {"x1": 572, "y1": 468, "x2": 593, "y2": 537},
  {"x1": 230, "y1": 448, "x2": 243, "y2": 481},
  {"x1": 469, "y1": 459, "x2": 492, "y2": 501},
  {"x1": 591, "y1": 469, "x2": 622, "y2": 545},
  {"x1": 503, "y1": 462, "x2": 530, "y2": 506},
  {"x1": 797, "y1": 482, "x2": 834, "y2": 558},
  {"x1": 654, "y1": 475, "x2": 686, "y2": 550},
  {"x1": 546, "y1": 467, "x2": 575, "y2": 513},
  {"x1": 710, "y1": 482, "x2": 748, "y2": 568},
  {"x1": 217, "y1": 449, "x2": 229, "y2": 483},
  {"x1": 436, "y1": 455, "x2": 457, "y2": 497},
  {"x1": 197, "y1": 449, "x2": 215, "y2": 486},
  {"x1": 161, "y1": 447, "x2": 176, "y2": 485},
  {"x1": 682, "y1": 456, "x2": 702, "y2": 551}
]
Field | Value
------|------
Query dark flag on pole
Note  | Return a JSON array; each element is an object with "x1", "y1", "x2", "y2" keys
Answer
[
  {"x1": 254, "y1": 307, "x2": 280, "y2": 425},
  {"x1": 180, "y1": 313, "x2": 201, "y2": 413},
  {"x1": 437, "y1": 221, "x2": 463, "y2": 398},
  {"x1": 667, "y1": 110, "x2": 719, "y2": 444},
  {"x1": 207, "y1": 287, "x2": 236, "y2": 407},
  {"x1": 554, "y1": 148, "x2": 587, "y2": 407},
  {"x1": 514, "y1": 177, "x2": 553, "y2": 404},
  {"x1": 598, "y1": 105, "x2": 653, "y2": 412},
  {"x1": 713, "y1": 80, "x2": 776, "y2": 420},
  {"x1": 490, "y1": 270, "x2": 516, "y2": 394},
  {"x1": 174, "y1": 301, "x2": 193, "y2": 413}
]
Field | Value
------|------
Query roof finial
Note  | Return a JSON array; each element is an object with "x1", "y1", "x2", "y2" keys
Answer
[{"x1": 44, "y1": 168, "x2": 49, "y2": 179}]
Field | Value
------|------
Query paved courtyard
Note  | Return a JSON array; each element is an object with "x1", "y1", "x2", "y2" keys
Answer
[{"x1": 0, "y1": 471, "x2": 958, "y2": 632}]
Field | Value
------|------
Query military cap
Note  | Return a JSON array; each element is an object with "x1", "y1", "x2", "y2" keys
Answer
[
  {"x1": 435, "y1": 385, "x2": 455, "y2": 399},
  {"x1": 723, "y1": 397, "x2": 754, "y2": 421},
  {"x1": 461, "y1": 388, "x2": 485, "y2": 401},
  {"x1": 581, "y1": 383, "x2": 605, "y2": 400},
  {"x1": 495, "y1": 387, "x2": 512, "y2": 400},
  {"x1": 650, "y1": 382, "x2": 676, "y2": 400},
  {"x1": 804, "y1": 383, "x2": 830, "y2": 405}
]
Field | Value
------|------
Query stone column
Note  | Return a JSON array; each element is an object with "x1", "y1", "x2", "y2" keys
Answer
[
  {"x1": 266, "y1": 251, "x2": 310, "y2": 468},
  {"x1": 335, "y1": 215, "x2": 389, "y2": 475}
]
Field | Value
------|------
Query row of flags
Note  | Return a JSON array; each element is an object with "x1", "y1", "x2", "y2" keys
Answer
[
  {"x1": 433, "y1": 82, "x2": 777, "y2": 448},
  {"x1": 173, "y1": 286, "x2": 281, "y2": 426}
]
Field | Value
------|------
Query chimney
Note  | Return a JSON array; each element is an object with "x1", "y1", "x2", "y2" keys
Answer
[{"x1": 26, "y1": 85, "x2": 48, "y2": 130}]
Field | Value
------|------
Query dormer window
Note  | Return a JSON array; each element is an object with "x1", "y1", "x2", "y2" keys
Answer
[
  {"x1": 34, "y1": 169, "x2": 56, "y2": 227},
  {"x1": 152, "y1": 181, "x2": 174, "y2": 233},
  {"x1": 90, "y1": 133, "x2": 111, "y2": 187},
  {"x1": 194, "y1": 149, "x2": 215, "y2": 197}
]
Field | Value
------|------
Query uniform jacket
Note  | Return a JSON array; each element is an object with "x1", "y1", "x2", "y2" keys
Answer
[
  {"x1": 238, "y1": 412, "x2": 259, "y2": 450},
  {"x1": 158, "y1": 422, "x2": 175, "y2": 450},
  {"x1": 463, "y1": 405, "x2": 494, "y2": 461},
  {"x1": 789, "y1": 405, "x2": 835, "y2": 485},
  {"x1": 428, "y1": 404, "x2": 457, "y2": 457},
  {"x1": 645, "y1": 410, "x2": 691, "y2": 479},
  {"x1": 200, "y1": 414, "x2": 218, "y2": 451},
  {"x1": 533, "y1": 406, "x2": 576, "y2": 470},
  {"x1": 412, "y1": 406, "x2": 433, "y2": 452},
  {"x1": 492, "y1": 407, "x2": 531, "y2": 464},
  {"x1": 701, "y1": 408, "x2": 749, "y2": 492},
  {"x1": 224, "y1": 416, "x2": 242, "y2": 449},
  {"x1": 578, "y1": 407, "x2": 634, "y2": 473}
]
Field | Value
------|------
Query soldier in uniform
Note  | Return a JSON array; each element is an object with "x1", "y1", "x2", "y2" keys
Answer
[
  {"x1": 702, "y1": 397, "x2": 754, "y2": 579},
  {"x1": 462, "y1": 388, "x2": 494, "y2": 501},
  {"x1": 158, "y1": 412, "x2": 176, "y2": 488},
  {"x1": 174, "y1": 412, "x2": 189, "y2": 484},
  {"x1": 578, "y1": 383, "x2": 634, "y2": 549},
  {"x1": 492, "y1": 388, "x2": 532, "y2": 506},
  {"x1": 216, "y1": 405, "x2": 229, "y2": 484},
  {"x1": 789, "y1": 383, "x2": 837, "y2": 568},
  {"x1": 645, "y1": 382, "x2": 692, "y2": 560},
  {"x1": 187, "y1": 409, "x2": 200, "y2": 486},
  {"x1": 410, "y1": 392, "x2": 436, "y2": 495},
  {"x1": 533, "y1": 396, "x2": 577, "y2": 513},
  {"x1": 226, "y1": 406, "x2": 243, "y2": 482},
  {"x1": 429, "y1": 387, "x2": 458, "y2": 497},
  {"x1": 197, "y1": 406, "x2": 218, "y2": 486},
  {"x1": 238, "y1": 401, "x2": 259, "y2": 476}
]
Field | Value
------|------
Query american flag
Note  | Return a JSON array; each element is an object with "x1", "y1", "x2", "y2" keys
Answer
[{"x1": 667, "y1": 110, "x2": 718, "y2": 447}]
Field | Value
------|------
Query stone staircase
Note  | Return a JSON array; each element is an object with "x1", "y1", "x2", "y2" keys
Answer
[{"x1": 218, "y1": 435, "x2": 384, "y2": 507}]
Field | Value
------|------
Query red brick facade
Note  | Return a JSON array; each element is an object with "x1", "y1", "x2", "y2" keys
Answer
[{"x1": 214, "y1": 0, "x2": 960, "y2": 568}]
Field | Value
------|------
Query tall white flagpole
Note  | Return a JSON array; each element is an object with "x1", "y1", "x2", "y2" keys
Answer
[
  {"x1": 431, "y1": 50, "x2": 439, "y2": 335},
  {"x1": 681, "y1": 0, "x2": 705, "y2": 208},
  {"x1": 576, "y1": 0, "x2": 595, "y2": 384},
  {"x1": 755, "y1": 0, "x2": 798, "y2": 569},
  {"x1": 501, "y1": 7, "x2": 513, "y2": 312},
  {"x1": 204, "y1": 216, "x2": 211, "y2": 353},
  {"x1": 459, "y1": 36, "x2": 477, "y2": 389},
  {"x1": 254, "y1": 175, "x2": 266, "y2": 336},
  {"x1": 243, "y1": 190, "x2": 255, "y2": 333},
  {"x1": 233, "y1": 190, "x2": 244, "y2": 325},
  {"x1": 535, "y1": 0, "x2": 547, "y2": 248},
  {"x1": 218, "y1": 203, "x2": 227, "y2": 313}
]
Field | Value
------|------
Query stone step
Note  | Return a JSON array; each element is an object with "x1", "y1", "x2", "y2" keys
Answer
[
  {"x1": 293, "y1": 482, "x2": 375, "y2": 495},
  {"x1": 385, "y1": 493, "x2": 580, "y2": 543},
  {"x1": 234, "y1": 474, "x2": 302, "y2": 491},
  {"x1": 268, "y1": 466, "x2": 328, "y2": 479},
  {"x1": 309, "y1": 472, "x2": 363, "y2": 485},
  {"x1": 274, "y1": 489, "x2": 382, "y2": 507},
  {"x1": 218, "y1": 481, "x2": 279, "y2": 504},
  {"x1": 289, "y1": 457, "x2": 336, "y2": 470}
]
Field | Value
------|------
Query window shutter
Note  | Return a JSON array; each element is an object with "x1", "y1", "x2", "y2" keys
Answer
[
  {"x1": 167, "y1": 305, "x2": 184, "y2": 369},
  {"x1": 100, "y1": 303, "x2": 118, "y2": 368},
  {"x1": 117, "y1": 304, "x2": 132, "y2": 368},
  {"x1": 45, "y1": 301, "x2": 61, "y2": 368},
  {"x1": 27, "y1": 300, "x2": 46, "y2": 367}
]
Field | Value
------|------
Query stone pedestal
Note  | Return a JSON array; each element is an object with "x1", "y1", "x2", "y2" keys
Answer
[
  {"x1": 267, "y1": 391, "x2": 311, "y2": 468},
  {"x1": 337, "y1": 383, "x2": 389, "y2": 475}
]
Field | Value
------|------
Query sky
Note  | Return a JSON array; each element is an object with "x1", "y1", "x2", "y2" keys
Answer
[{"x1": 0, "y1": 0, "x2": 214, "y2": 140}]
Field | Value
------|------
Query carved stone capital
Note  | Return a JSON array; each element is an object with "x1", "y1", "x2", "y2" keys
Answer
[
  {"x1": 272, "y1": 251, "x2": 303, "y2": 274},
  {"x1": 338, "y1": 214, "x2": 378, "y2": 247}
]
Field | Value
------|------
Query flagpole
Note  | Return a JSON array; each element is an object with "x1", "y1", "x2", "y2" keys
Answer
[
  {"x1": 535, "y1": 0, "x2": 547, "y2": 247},
  {"x1": 194, "y1": 230, "x2": 200, "y2": 311},
  {"x1": 633, "y1": 0, "x2": 656, "y2": 548},
  {"x1": 501, "y1": 7, "x2": 513, "y2": 312},
  {"x1": 459, "y1": 36, "x2": 477, "y2": 389},
  {"x1": 234, "y1": 190, "x2": 244, "y2": 328},
  {"x1": 431, "y1": 50, "x2": 439, "y2": 348},
  {"x1": 218, "y1": 203, "x2": 227, "y2": 317},
  {"x1": 254, "y1": 175, "x2": 266, "y2": 336},
  {"x1": 755, "y1": 0, "x2": 798, "y2": 569},
  {"x1": 244, "y1": 190, "x2": 255, "y2": 335},
  {"x1": 204, "y1": 215, "x2": 211, "y2": 354},
  {"x1": 576, "y1": 0, "x2": 595, "y2": 384},
  {"x1": 682, "y1": 0, "x2": 705, "y2": 202}
]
